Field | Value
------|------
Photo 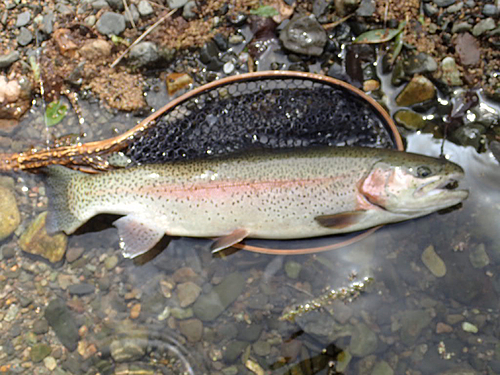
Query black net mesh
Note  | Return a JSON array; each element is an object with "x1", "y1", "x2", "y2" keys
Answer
[{"x1": 124, "y1": 76, "x2": 396, "y2": 165}]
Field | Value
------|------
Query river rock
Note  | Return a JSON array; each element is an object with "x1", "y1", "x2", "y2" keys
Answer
[
  {"x1": 483, "y1": 4, "x2": 499, "y2": 17},
  {"x1": 96, "y1": 12, "x2": 125, "y2": 36},
  {"x1": 395, "y1": 75, "x2": 436, "y2": 107},
  {"x1": 403, "y1": 52, "x2": 437, "y2": 75},
  {"x1": 17, "y1": 27, "x2": 33, "y2": 46},
  {"x1": 454, "y1": 33, "x2": 480, "y2": 66},
  {"x1": 349, "y1": 323, "x2": 378, "y2": 357},
  {"x1": 372, "y1": 360, "x2": 394, "y2": 375},
  {"x1": 33, "y1": 319, "x2": 50, "y2": 334},
  {"x1": 0, "y1": 185, "x2": 21, "y2": 241},
  {"x1": 469, "y1": 243, "x2": 489, "y2": 268},
  {"x1": 0, "y1": 51, "x2": 20, "y2": 69},
  {"x1": 432, "y1": 0, "x2": 455, "y2": 6},
  {"x1": 138, "y1": 0, "x2": 154, "y2": 16},
  {"x1": 284, "y1": 260, "x2": 301, "y2": 279},
  {"x1": 399, "y1": 309, "x2": 432, "y2": 345},
  {"x1": 44, "y1": 298, "x2": 79, "y2": 351},
  {"x1": 441, "y1": 57, "x2": 463, "y2": 86},
  {"x1": 421, "y1": 245, "x2": 446, "y2": 277},
  {"x1": 192, "y1": 272, "x2": 246, "y2": 321},
  {"x1": 472, "y1": 17, "x2": 496, "y2": 36},
  {"x1": 30, "y1": 343, "x2": 52, "y2": 363},
  {"x1": 167, "y1": 0, "x2": 188, "y2": 9},
  {"x1": 68, "y1": 283, "x2": 95, "y2": 296},
  {"x1": 110, "y1": 339, "x2": 146, "y2": 362},
  {"x1": 19, "y1": 212, "x2": 68, "y2": 263},
  {"x1": 16, "y1": 11, "x2": 31, "y2": 27},
  {"x1": 394, "y1": 110, "x2": 426, "y2": 130},
  {"x1": 438, "y1": 365, "x2": 479, "y2": 375},
  {"x1": 178, "y1": 318, "x2": 203, "y2": 342},
  {"x1": 280, "y1": 15, "x2": 327, "y2": 56},
  {"x1": 177, "y1": 281, "x2": 201, "y2": 307},
  {"x1": 128, "y1": 41, "x2": 159, "y2": 67}
]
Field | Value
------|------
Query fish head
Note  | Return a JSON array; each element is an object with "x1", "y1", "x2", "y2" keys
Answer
[{"x1": 360, "y1": 152, "x2": 469, "y2": 216}]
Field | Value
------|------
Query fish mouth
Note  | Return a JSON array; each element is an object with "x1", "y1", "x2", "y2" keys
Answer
[{"x1": 414, "y1": 173, "x2": 469, "y2": 202}]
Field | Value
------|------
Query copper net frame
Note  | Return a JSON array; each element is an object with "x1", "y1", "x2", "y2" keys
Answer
[{"x1": 0, "y1": 71, "x2": 403, "y2": 173}]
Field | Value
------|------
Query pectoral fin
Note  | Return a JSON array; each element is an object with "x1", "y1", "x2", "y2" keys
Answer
[
  {"x1": 113, "y1": 215, "x2": 165, "y2": 258},
  {"x1": 211, "y1": 228, "x2": 249, "y2": 253},
  {"x1": 315, "y1": 211, "x2": 366, "y2": 229}
]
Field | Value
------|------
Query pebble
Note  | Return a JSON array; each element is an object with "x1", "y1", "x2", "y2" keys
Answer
[
  {"x1": 106, "y1": 0, "x2": 124, "y2": 11},
  {"x1": 400, "y1": 310, "x2": 432, "y2": 345},
  {"x1": 92, "y1": 0, "x2": 108, "y2": 10},
  {"x1": 44, "y1": 298, "x2": 79, "y2": 351},
  {"x1": 404, "y1": 52, "x2": 437, "y2": 75},
  {"x1": 125, "y1": 4, "x2": 140, "y2": 25},
  {"x1": 96, "y1": 12, "x2": 126, "y2": 36},
  {"x1": 421, "y1": 245, "x2": 447, "y2": 277},
  {"x1": 472, "y1": 17, "x2": 496, "y2": 36},
  {"x1": 167, "y1": 0, "x2": 188, "y2": 9},
  {"x1": 253, "y1": 340, "x2": 271, "y2": 356},
  {"x1": 0, "y1": 51, "x2": 20, "y2": 68},
  {"x1": 284, "y1": 260, "x2": 302, "y2": 279},
  {"x1": 128, "y1": 41, "x2": 159, "y2": 67},
  {"x1": 130, "y1": 303, "x2": 141, "y2": 319},
  {"x1": 441, "y1": 56, "x2": 463, "y2": 86},
  {"x1": 436, "y1": 322, "x2": 453, "y2": 333},
  {"x1": 30, "y1": 343, "x2": 52, "y2": 363},
  {"x1": 223, "y1": 61, "x2": 235, "y2": 74},
  {"x1": 110, "y1": 339, "x2": 145, "y2": 362},
  {"x1": 394, "y1": 110, "x2": 427, "y2": 130},
  {"x1": 462, "y1": 321, "x2": 478, "y2": 333},
  {"x1": 469, "y1": 243, "x2": 490, "y2": 268},
  {"x1": 17, "y1": 27, "x2": 33, "y2": 46},
  {"x1": 423, "y1": 3, "x2": 439, "y2": 16},
  {"x1": 372, "y1": 360, "x2": 394, "y2": 375},
  {"x1": 177, "y1": 281, "x2": 202, "y2": 307},
  {"x1": 68, "y1": 283, "x2": 95, "y2": 296},
  {"x1": 33, "y1": 319, "x2": 50, "y2": 334},
  {"x1": 182, "y1": 1, "x2": 197, "y2": 20},
  {"x1": 19, "y1": 212, "x2": 68, "y2": 263},
  {"x1": 455, "y1": 33, "x2": 480, "y2": 66},
  {"x1": 138, "y1": 0, "x2": 154, "y2": 16},
  {"x1": 104, "y1": 254, "x2": 119, "y2": 270},
  {"x1": 4, "y1": 304, "x2": 19, "y2": 322},
  {"x1": 65, "y1": 247, "x2": 85, "y2": 262},
  {"x1": 16, "y1": 11, "x2": 31, "y2": 27},
  {"x1": 279, "y1": 15, "x2": 327, "y2": 56},
  {"x1": 483, "y1": 4, "x2": 499, "y2": 16},
  {"x1": 0, "y1": 185, "x2": 21, "y2": 241},
  {"x1": 452, "y1": 21, "x2": 472, "y2": 33},
  {"x1": 43, "y1": 356, "x2": 57, "y2": 371},
  {"x1": 178, "y1": 318, "x2": 203, "y2": 342},
  {"x1": 396, "y1": 75, "x2": 436, "y2": 107},
  {"x1": 432, "y1": 0, "x2": 456, "y2": 6},
  {"x1": 349, "y1": 323, "x2": 378, "y2": 357},
  {"x1": 446, "y1": 2, "x2": 463, "y2": 13},
  {"x1": 192, "y1": 272, "x2": 246, "y2": 321}
]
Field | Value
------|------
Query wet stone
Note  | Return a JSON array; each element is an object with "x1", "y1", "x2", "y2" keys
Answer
[
  {"x1": 469, "y1": 243, "x2": 489, "y2": 268},
  {"x1": 237, "y1": 323, "x2": 263, "y2": 342},
  {"x1": 65, "y1": 247, "x2": 85, "y2": 263},
  {"x1": 30, "y1": 343, "x2": 52, "y2": 363},
  {"x1": 356, "y1": 0, "x2": 376, "y2": 16},
  {"x1": 0, "y1": 185, "x2": 21, "y2": 241},
  {"x1": 400, "y1": 309, "x2": 432, "y2": 345},
  {"x1": 106, "y1": 0, "x2": 124, "y2": 10},
  {"x1": 110, "y1": 339, "x2": 146, "y2": 362},
  {"x1": 280, "y1": 15, "x2": 327, "y2": 56},
  {"x1": 438, "y1": 365, "x2": 479, "y2": 375},
  {"x1": 104, "y1": 254, "x2": 118, "y2": 270},
  {"x1": 349, "y1": 323, "x2": 378, "y2": 357},
  {"x1": 96, "y1": 12, "x2": 126, "y2": 36},
  {"x1": 4, "y1": 304, "x2": 19, "y2": 321},
  {"x1": 472, "y1": 17, "x2": 496, "y2": 36},
  {"x1": 452, "y1": 124, "x2": 485, "y2": 149},
  {"x1": 192, "y1": 272, "x2": 245, "y2": 321},
  {"x1": 0, "y1": 51, "x2": 20, "y2": 68},
  {"x1": 43, "y1": 356, "x2": 57, "y2": 371},
  {"x1": 462, "y1": 321, "x2": 478, "y2": 333},
  {"x1": 394, "y1": 110, "x2": 427, "y2": 130},
  {"x1": 403, "y1": 52, "x2": 437, "y2": 75},
  {"x1": 44, "y1": 298, "x2": 79, "y2": 351},
  {"x1": 33, "y1": 319, "x2": 50, "y2": 334},
  {"x1": 16, "y1": 11, "x2": 30, "y2": 27},
  {"x1": 178, "y1": 318, "x2": 203, "y2": 342},
  {"x1": 223, "y1": 340, "x2": 249, "y2": 363},
  {"x1": 395, "y1": 75, "x2": 436, "y2": 107},
  {"x1": 284, "y1": 260, "x2": 301, "y2": 279},
  {"x1": 177, "y1": 281, "x2": 201, "y2": 307},
  {"x1": 17, "y1": 26, "x2": 33, "y2": 46},
  {"x1": 372, "y1": 360, "x2": 394, "y2": 375},
  {"x1": 19, "y1": 212, "x2": 68, "y2": 263},
  {"x1": 253, "y1": 341, "x2": 271, "y2": 356},
  {"x1": 421, "y1": 245, "x2": 447, "y2": 277},
  {"x1": 128, "y1": 42, "x2": 159, "y2": 67},
  {"x1": 68, "y1": 283, "x2": 95, "y2": 296}
]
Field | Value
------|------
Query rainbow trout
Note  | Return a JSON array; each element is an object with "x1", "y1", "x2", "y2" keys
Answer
[{"x1": 44, "y1": 147, "x2": 468, "y2": 258}]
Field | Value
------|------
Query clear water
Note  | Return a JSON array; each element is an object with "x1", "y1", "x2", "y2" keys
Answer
[{"x1": 1, "y1": 87, "x2": 500, "y2": 375}]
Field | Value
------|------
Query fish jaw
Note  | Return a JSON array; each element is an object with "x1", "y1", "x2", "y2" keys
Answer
[{"x1": 360, "y1": 161, "x2": 468, "y2": 216}]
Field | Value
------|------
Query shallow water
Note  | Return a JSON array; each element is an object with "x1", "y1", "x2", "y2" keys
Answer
[{"x1": 1, "y1": 87, "x2": 500, "y2": 375}]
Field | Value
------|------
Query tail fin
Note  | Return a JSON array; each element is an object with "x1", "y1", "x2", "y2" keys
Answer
[{"x1": 44, "y1": 166, "x2": 86, "y2": 235}]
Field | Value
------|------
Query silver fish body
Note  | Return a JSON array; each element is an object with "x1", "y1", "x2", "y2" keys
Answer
[{"x1": 44, "y1": 147, "x2": 468, "y2": 258}]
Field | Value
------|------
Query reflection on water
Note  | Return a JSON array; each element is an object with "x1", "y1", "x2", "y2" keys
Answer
[{"x1": 1, "y1": 131, "x2": 500, "y2": 374}]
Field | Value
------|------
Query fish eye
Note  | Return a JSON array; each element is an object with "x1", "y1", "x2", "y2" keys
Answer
[{"x1": 416, "y1": 166, "x2": 432, "y2": 178}]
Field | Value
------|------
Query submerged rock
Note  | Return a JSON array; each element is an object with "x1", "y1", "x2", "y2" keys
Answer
[
  {"x1": 349, "y1": 322, "x2": 378, "y2": 357},
  {"x1": 44, "y1": 298, "x2": 79, "y2": 351},
  {"x1": 394, "y1": 110, "x2": 427, "y2": 130},
  {"x1": 18, "y1": 212, "x2": 67, "y2": 263},
  {"x1": 421, "y1": 245, "x2": 446, "y2": 277},
  {"x1": 279, "y1": 15, "x2": 327, "y2": 56},
  {"x1": 396, "y1": 75, "x2": 436, "y2": 107},
  {"x1": 399, "y1": 309, "x2": 432, "y2": 345},
  {"x1": 0, "y1": 185, "x2": 21, "y2": 241}
]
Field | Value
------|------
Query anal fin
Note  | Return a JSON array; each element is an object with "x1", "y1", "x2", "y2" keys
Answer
[
  {"x1": 113, "y1": 215, "x2": 165, "y2": 258},
  {"x1": 211, "y1": 228, "x2": 249, "y2": 253},
  {"x1": 315, "y1": 211, "x2": 366, "y2": 229}
]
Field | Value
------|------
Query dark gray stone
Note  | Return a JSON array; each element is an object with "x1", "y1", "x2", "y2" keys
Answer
[
  {"x1": 356, "y1": 0, "x2": 376, "y2": 16},
  {"x1": 182, "y1": 1, "x2": 197, "y2": 20},
  {"x1": 452, "y1": 21, "x2": 472, "y2": 33},
  {"x1": 96, "y1": 12, "x2": 126, "y2": 36},
  {"x1": 17, "y1": 27, "x2": 33, "y2": 46},
  {"x1": 432, "y1": 0, "x2": 456, "y2": 6},
  {"x1": 68, "y1": 283, "x2": 95, "y2": 296},
  {"x1": 279, "y1": 15, "x2": 327, "y2": 56},
  {"x1": 403, "y1": 52, "x2": 437, "y2": 75},
  {"x1": 423, "y1": 3, "x2": 439, "y2": 16},
  {"x1": 138, "y1": 0, "x2": 154, "y2": 16},
  {"x1": 313, "y1": 0, "x2": 330, "y2": 18},
  {"x1": 44, "y1": 298, "x2": 79, "y2": 351},
  {"x1": 167, "y1": 0, "x2": 188, "y2": 9},
  {"x1": 106, "y1": 0, "x2": 124, "y2": 11},
  {"x1": 33, "y1": 319, "x2": 49, "y2": 334},
  {"x1": 483, "y1": 4, "x2": 499, "y2": 17},
  {"x1": 16, "y1": 11, "x2": 30, "y2": 27},
  {"x1": 41, "y1": 12, "x2": 54, "y2": 34},
  {"x1": 128, "y1": 41, "x2": 159, "y2": 67}
]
